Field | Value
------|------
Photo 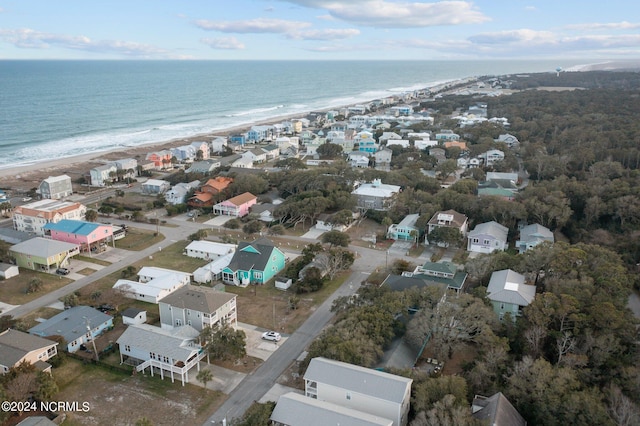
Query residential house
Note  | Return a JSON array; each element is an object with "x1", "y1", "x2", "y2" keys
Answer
[
  {"x1": 516, "y1": 223, "x2": 554, "y2": 253},
  {"x1": 271, "y1": 392, "x2": 394, "y2": 426},
  {"x1": 315, "y1": 212, "x2": 354, "y2": 232},
  {"x1": 117, "y1": 323, "x2": 206, "y2": 386},
  {"x1": 184, "y1": 240, "x2": 235, "y2": 260},
  {"x1": 171, "y1": 145, "x2": 197, "y2": 162},
  {"x1": 304, "y1": 357, "x2": 412, "y2": 426},
  {"x1": 221, "y1": 237, "x2": 286, "y2": 286},
  {"x1": 185, "y1": 160, "x2": 220, "y2": 174},
  {"x1": 141, "y1": 179, "x2": 170, "y2": 195},
  {"x1": 412, "y1": 261, "x2": 468, "y2": 293},
  {"x1": 43, "y1": 219, "x2": 114, "y2": 254},
  {"x1": 121, "y1": 308, "x2": 147, "y2": 326},
  {"x1": 262, "y1": 144, "x2": 280, "y2": 161},
  {"x1": 247, "y1": 125, "x2": 277, "y2": 142},
  {"x1": 356, "y1": 132, "x2": 379, "y2": 154},
  {"x1": 494, "y1": 133, "x2": 520, "y2": 148},
  {"x1": 428, "y1": 147, "x2": 446, "y2": 164},
  {"x1": 165, "y1": 181, "x2": 200, "y2": 205},
  {"x1": 188, "y1": 176, "x2": 233, "y2": 208},
  {"x1": 351, "y1": 179, "x2": 401, "y2": 211},
  {"x1": 145, "y1": 150, "x2": 173, "y2": 169},
  {"x1": 477, "y1": 183, "x2": 517, "y2": 200},
  {"x1": 0, "y1": 263, "x2": 19, "y2": 279},
  {"x1": 0, "y1": 329, "x2": 58, "y2": 374},
  {"x1": 192, "y1": 253, "x2": 234, "y2": 284},
  {"x1": 435, "y1": 130, "x2": 460, "y2": 141},
  {"x1": 89, "y1": 164, "x2": 117, "y2": 187},
  {"x1": 414, "y1": 139, "x2": 438, "y2": 150},
  {"x1": 12, "y1": 199, "x2": 86, "y2": 236},
  {"x1": 210, "y1": 137, "x2": 228, "y2": 154},
  {"x1": 158, "y1": 284, "x2": 237, "y2": 331},
  {"x1": 472, "y1": 392, "x2": 526, "y2": 426},
  {"x1": 113, "y1": 158, "x2": 138, "y2": 179},
  {"x1": 466, "y1": 221, "x2": 509, "y2": 254},
  {"x1": 486, "y1": 172, "x2": 518, "y2": 184},
  {"x1": 113, "y1": 266, "x2": 191, "y2": 304},
  {"x1": 137, "y1": 160, "x2": 156, "y2": 174},
  {"x1": 190, "y1": 141, "x2": 210, "y2": 160},
  {"x1": 213, "y1": 192, "x2": 257, "y2": 217},
  {"x1": 347, "y1": 152, "x2": 370, "y2": 168},
  {"x1": 229, "y1": 134, "x2": 246, "y2": 145},
  {"x1": 426, "y1": 210, "x2": 469, "y2": 241},
  {"x1": 386, "y1": 139, "x2": 410, "y2": 149},
  {"x1": 223, "y1": 154, "x2": 253, "y2": 169},
  {"x1": 374, "y1": 148, "x2": 393, "y2": 171},
  {"x1": 250, "y1": 203, "x2": 278, "y2": 223},
  {"x1": 379, "y1": 132, "x2": 402, "y2": 144},
  {"x1": 387, "y1": 214, "x2": 419, "y2": 242},
  {"x1": 480, "y1": 149, "x2": 505, "y2": 167},
  {"x1": 38, "y1": 175, "x2": 73, "y2": 199},
  {"x1": 10, "y1": 237, "x2": 79, "y2": 272},
  {"x1": 29, "y1": 306, "x2": 113, "y2": 353},
  {"x1": 487, "y1": 269, "x2": 536, "y2": 321},
  {"x1": 389, "y1": 105, "x2": 413, "y2": 116},
  {"x1": 443, "y1": 140, "x2": 468, "y2": 151},
  {"x1": 242, "y1": 148, "x2": 268, "y2": 165},
  {"x1": 381, "y1": 274, "x2": 447, "y2": 296}
]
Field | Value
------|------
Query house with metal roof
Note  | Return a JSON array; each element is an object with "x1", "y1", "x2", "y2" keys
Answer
[
  {"x1": 184, "y1": 240, "x2": 235, "y2": 261},
  {"x1": 0, "y1": 329, "x2": 58, "y2": 374},
  {"x1": 9, "y1": 237, "x2": 79, "y2": 272},
  {"x1": 412, "y1": 261, "x2": 468, "y2": 294},
  {"x1": 28, "y1": 306, "x2": 113, "y2": 353},
  {"x1": 516, "y1": 223, "x2": 554, "y2": 253},
  {"x1": 387, "y1": 214, "x2": 420, "y2": 242},
  {"x1": 304, "y1": 357, "x2": 412, "y2": 426},
  {"x1": 351, "y1": 179, "x2": 401, "y2": 211},
  {"x1": 271, "y1": 392, "x2": 393, "y2": 426},
  {"x1": 487, "y1": 269, "x2": 536, "y2": 321},
  {"x1": 221, "y1": 237, "x2": 286, "y2": 286},
  {"x1": 158, "y1": 284, "x2": 237, "y2": 332},
  {"x1": 116, "y1": 323, "x2": 206, "y2": 386},
  {"x1": 141, "y1": 179, "x2": 170, "y2": 195},
  {"x1": 472, "y1": 392, "x2": 526, "y2": 425},
  {"x1": 112, "y1": 266, "x2": 191, "y2": 304},
  {"x1": 43, "y1": 219, "x2": 114, "y2": 254},
  {"x1": 467, "y1": 221, "x2": 509, "y2": 254}
]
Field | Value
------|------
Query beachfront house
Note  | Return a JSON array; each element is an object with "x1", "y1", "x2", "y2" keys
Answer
[
  {"x1": 38, "y1": 175, "x2": 73, "y2": 199},
  {"x1": 221, "y1": 237, "x2": 286, "y2": 286},
  {"x1": 210, "y1": 137, "x2": 228, "y2": 153},
  {"x1": 303, "y1": 357, "x2": 413, "y2": 426},
  {"x1": 29, "y1": 306, "x2": 113, "y2": 353},
  {"x1": 12, "y1": 199, "x2": 87, "y2": 236},
  {"x1": 112, "y1": 158, "x2": 138, "y2": 178},
  {"x1": 0, "y1": 329, "x2": 59, "y2": 375},
  {"x1": 213, "y1": 192, "x2": 257, "y2": 218},
  {"x1": 43, "y1": 219, "x2": 114, "y2": 254},
  {"x1": 158, "y1": 284, "x2": 237, "y2": 332},
  {"x1": 466, "y1": 221, "x2": 509, "y2": 254},
  {"x1": 89, "y1": 164, "x2": 117, "y2": 187},
  {"x1": 170, "y1": 145, "x2": 197, "y2": 163},
  {"x1": 10, "y1": 237, "x2": 80, "y2": 272},
  {"x1": 146, "y1": 150, "x2": 173, "y2": 169}
]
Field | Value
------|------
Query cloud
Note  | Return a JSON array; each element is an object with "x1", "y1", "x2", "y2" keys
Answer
[
  {"x1": 194, "y1": 17, "x2": 310, "y2": 34},
  {"x1": 278, "y1": 0, "x2": 490, "y2": 27},
  {"x1": 0, "y1": 28, "x2": 173, "y2": 57},
  {"x1": 565, "y1": 21, "x2": 640, "y2": 31},
  {"x1": 200, "y1": 37, "x2": 245, "y2": 50},
  {"x1": 288, "y1": 28, "x2": 360, "y2": 40},
  {"x1": 468, "y1": 29, "x2": 556, "y2": 45}
]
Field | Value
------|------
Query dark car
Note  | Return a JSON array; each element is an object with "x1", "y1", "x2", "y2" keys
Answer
[{"x1": 56, "y1": 268, "x2": 70, "y2": 275}]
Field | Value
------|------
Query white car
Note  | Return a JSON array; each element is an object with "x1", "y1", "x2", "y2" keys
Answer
[{"x1": 261, "y1": 331, "x2": 281, "y2": 342}]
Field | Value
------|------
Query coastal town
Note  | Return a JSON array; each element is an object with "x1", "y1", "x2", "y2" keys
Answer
[{"x1": 1, "y1": 70, "x2": 639, "y2": 426}]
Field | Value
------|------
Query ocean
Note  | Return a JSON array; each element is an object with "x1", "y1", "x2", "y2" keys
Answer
[{"x1": 0, "y1": 60, "x2": 588, "y2": 170}]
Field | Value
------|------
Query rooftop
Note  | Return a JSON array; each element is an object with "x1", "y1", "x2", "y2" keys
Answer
[{"x1": 159, "y1": 285, "x2": 236, "y2": 313}]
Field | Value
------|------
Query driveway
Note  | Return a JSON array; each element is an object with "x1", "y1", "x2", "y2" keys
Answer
[
  {"x1": 187, "y1": 362, "x2": 246, "y2": 394},
  {"x1": 240, "y1": 322, "x2": 288, "y2": 361},
  {"x1": 204, "y1": 216, "x2": 235, "y2": 226},
  {"x1": 300, "y1": 226, "x2": 325, "y2": 240}
]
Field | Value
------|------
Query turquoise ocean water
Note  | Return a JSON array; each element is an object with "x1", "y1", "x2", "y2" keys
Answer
[{"x1": 0, "y1": 60, "x2": 587, "y2": 169}]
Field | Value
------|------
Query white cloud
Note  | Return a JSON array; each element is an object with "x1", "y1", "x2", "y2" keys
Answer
[
  {"x1": 0, "y1": 28, "x2": 173, "y2": 57},
  {"x1": 200, "y1": 37, "x2": 245, "y2": 50},
  {"x1": 468, "y1": 29, "x2": 556, "y2": 45},
  {"x1": 565, "y1": 21, "x2": 640, "y2": 31},
  {"x1": 194, "y1": 18, "x2": 310, "y2": 34},
  {"x1": 279, "y1": 0, "x2": 489, "y2": 27},
  {"x1": 288, "y1": 28, "x2": 360, "y2": 40},
  {"x1": 524, "y1": 6, "x2": 536, "y2": 11}
]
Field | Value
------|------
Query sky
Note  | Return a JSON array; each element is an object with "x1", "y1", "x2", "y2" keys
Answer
[{"x1": 0, "y1": 0, "x2": 639, "y2": 60}]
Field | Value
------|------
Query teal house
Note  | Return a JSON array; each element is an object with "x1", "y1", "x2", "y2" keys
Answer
[
  {"x1": 486, "y1": 269, "x2": 536, "y2": 321},
  {"x1": 222, "y1": 238, "x2": 286, "y2": 286}
]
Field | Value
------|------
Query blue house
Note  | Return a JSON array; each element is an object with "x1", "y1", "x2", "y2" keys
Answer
[
  {"x1": 387, "y1": 214, "x2": 419, "y2": 241},
  {"x1": 222, "y1": 238, "x2": 286, "y2": 286},
  {"x1": 230, "y1": 134, "x2": 246, "y2": 145}
]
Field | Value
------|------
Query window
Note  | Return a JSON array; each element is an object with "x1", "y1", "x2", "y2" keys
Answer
[
  {"x1": 483, "y1": 239, "x2": 490, "y2": 245},
  {"x1": 346, "y1": 392, "x2": 351, "y2": 400},
  {"x1": 472, "y1": 238, "x2": 479, "y2": 244},
  {"x1": 125, "y1": 345, "x2": 131, "y2": 352},
  {"x1": 500, "y1": 303, "x2": 505, "y2": 310},
  {"x1": 187, "y1": 320, "x2": 192, "y2": 326},
  {"x1": 176, "y1": 319, "x2": 182, "y2": 326}
]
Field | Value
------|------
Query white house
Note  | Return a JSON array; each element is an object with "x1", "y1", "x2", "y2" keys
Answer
[
  {"x1": 121, "y1": 307, "x2": 147, "y2": 326},
  {"x1": 347, "y1": 152, "x2": 370, "y2": 168},
  {"x1": 184, "y1": 240, "x2": 236, "y2": 260},
  {"x1": 158, "y1": 285, "x2": 237, "y2": 332},
  {"x1": 304, "y1": 357, "x2": 412, "y2": 426},
  {"x1": 38, "y1": 175, "x2": 73, "y2": 199},
  {"x1": 0, "y1": 263, "x2": 19, "y2": 279},
  {"x1": 210, "y1": 137, "x2": 228, "y2": 153},
  {"x1": 89, "y1": 164, "x2": 117, "y2": 187},
  {"x1": 467, "y1": 221, "x2": 509, "y2": 254},
  {"x1": 165, "y1": 181, "x2": 200, "y2": 205},
  {"x1": 480, "y1": 149, "x2": 505, "y2": 167},
  {"x1": 414, "y1": 139, "x2": 438, "y2": 150},
  {"x1": 141, "y1": 179, "x2": 171, "y2": 195},
  {"x1": 385, "y1": 139, "x2": 410, "y2": 149},
  {"x1": 12, "y1": 199, "x2": 86, "y2": 236},
  {"x1": 192, "y1": 253, "x2": 234, "y2": 284},
  {"x1": 113, "y1": 266, "x2": 191, "y2": 304}
]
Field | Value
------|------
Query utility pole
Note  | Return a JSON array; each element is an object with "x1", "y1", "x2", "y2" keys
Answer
[{"x1": 84, "y1": 317, "x2": 99, "y2": 361}]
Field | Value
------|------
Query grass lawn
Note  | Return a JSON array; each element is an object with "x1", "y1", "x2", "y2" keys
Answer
[
  {"x1": 227, "y1": 271, "x2": 349, "y2": 333},
  {"x1": 75, "y1": 267, "x2": 98, "y2": 276},
  {"x1": 17, "y1": 306, "x2": 62, "y2": 329},
  {"x1": 115, "y1": 227, "x2": 164, "y2": 251},
  {"x1": 0, "y1": 270, "x2": 72, "y2": 305},
  {"x1": 76, "y1": 255, "x2": 111, "y2": 266},
  {"x1": 53, "y1": 358, "x2": 225, "y2": 426}
]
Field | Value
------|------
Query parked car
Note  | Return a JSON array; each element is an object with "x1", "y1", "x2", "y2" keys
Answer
[
  {"x1": 261, "y1": 331, "x2": 281, "y2": 342},
  {"x1": 56, "y1": 268, "x2": 70, "y2": 275}
]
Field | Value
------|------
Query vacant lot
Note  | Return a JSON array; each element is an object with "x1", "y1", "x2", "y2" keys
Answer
[
  {"x1": 0, "y1": 269, "x2": 72, "y2": 305},
  {"x1": 114, "y1": 227, "x2": 164, "y2": 251},
  {"x1": 53, "y1": 358, "x2": 224, "y2": 426}
]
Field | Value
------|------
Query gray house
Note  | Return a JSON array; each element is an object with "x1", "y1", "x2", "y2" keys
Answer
[
  {"x1": 158, "y1": 285, "x2": 237, "y2": 332},
  {"x1": 351, "y1": 179, "x2": 401, "y2": 211},
  {"x1": 38, "y1": 175, "x2": 72, "y2": 199},
  {"x1": 304, "y1": 357, "x2": 412, "y2": 426},
  {"x1": 467, "y1": 221, "x2": 509, "y2": 254},
  {"x1": 516, "y1": 223, "x2": 554, "y2": 253}
]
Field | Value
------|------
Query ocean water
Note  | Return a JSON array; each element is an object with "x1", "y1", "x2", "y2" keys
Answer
[{"x1": 0, "y1": 60, "x2": 586, "y2": 169}]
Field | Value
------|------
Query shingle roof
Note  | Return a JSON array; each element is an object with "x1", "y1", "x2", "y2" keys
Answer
[
  {"x1": 158, "y1": 285, "x2": 236, "y2": 313},
  {"x1": 472, "y1": 392, "x2": 526, "y2": 426},
  {"x1": 9, "y1": 237, "x2": 78, "y2": 258},
  {"x1": 487, "y1": 269, "x2": 536, "y2": 306},
  {"x1": 304, "y1": 357, "x2": 412, "y2": 404},
  {"x1": 28, "y1": 306, "x2": 112, "y2": 343},
  {"x1": 116, "y1": 324, "x2": 200, "y2": 363},
  {"x1": 271, "y1": 392, "x2": 393, "y2": 426},
  {"x1": 223, "y1": 192, "x2": 256, "y2": 206},
  {"x1": 427, "y1": 209, "x2": 467, "y2": 228},
  {"x1": 225, "y1": 237, "x2": 280, "y2": 272},
  {"x1": 382, "y1": 274, "x2": 447, "y2": 293},
  {"x1": 0, "y1": 329, "x2": 58, "y2": 367},
  {"x1": 468, "y1": 221, "x2": 508, "y2": 241},
  {"x1": 121, "y1": 307, "x2": 145, "y2": 318}
]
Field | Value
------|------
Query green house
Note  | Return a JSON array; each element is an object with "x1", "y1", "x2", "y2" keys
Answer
[
  {"x1": 9, "y1": 237, "x2": 80, "y2": 272},
  {"x1": 222, "y1": 238, "x2": 286, "y2": 286}
]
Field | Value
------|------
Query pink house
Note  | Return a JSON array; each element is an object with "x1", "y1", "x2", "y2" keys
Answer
[
  {"x1": 43, "y1": 220, "x2": 114, "y2": 253},
  {"x1": 213, "y1": 192, "x2": 257, "y2": 217},
  {"x1": 145, "y1": 150, "x2": 173, "y2": 168}
]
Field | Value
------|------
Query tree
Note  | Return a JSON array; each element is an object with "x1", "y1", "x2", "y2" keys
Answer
[
  {"x1": 242, "y1": 220, "x2": 263, "y2": 236},
  {"x1": 34, "y1": 371, "x2": 58, "y2": 402},
  {"x1": 427, "y1": 226, "x2": 462, "y2": 247},
  {"x1": 321, "y1": 230, "x2": 350, "y2": 247},
  {"x1": 98, "y1": 205, "x2": 113, "y2": 216},
  {"x1": 412, "y1": 394, "x2": 481, "y2": 426},
  {"x1": 85, "y1": 209, "x2": 98, "y2": 222},
  {"x1": 274, "y1": 158, "x2": 307, "y2": 170},
  {"x1": 316, "y1": 143, "x2": 343, "y2": 159},
  {"x1": 196, "y1": 368, "x2": 213, "y2": 389},
  {"x1": 231, "y1": 401, "x2": 276, "y2": 426},
  {"x1": 62, "y1": 293, "x2": 79, "y2": 307},
  {"x1": 435, "y1": 159, "x2": 458, "y2": 180},
  {"x1": 0, "y1": 315, "x2": 17, "y2": 333},
  {"x1": 26, "y1": 278, "x2": 43, "y2": 294},
  {"x1": 188, "y1": 229, "x2": 208, "y2": 241},
  {"x1": 267, "y1": 224, "x2": 285, "y2": 235},
  {"x1": 199, "y1": 323, "x2": 246, "y2": 361}
]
